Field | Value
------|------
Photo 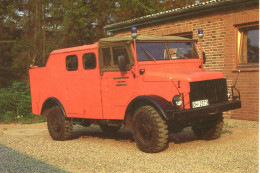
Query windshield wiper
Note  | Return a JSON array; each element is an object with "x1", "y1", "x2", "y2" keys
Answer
[
  {"x1": 176, "y1": 53, "x2": 188, "y2": 60},
  {"x1": 140, "y1": 46, "x2": 156, "y2": 62}
]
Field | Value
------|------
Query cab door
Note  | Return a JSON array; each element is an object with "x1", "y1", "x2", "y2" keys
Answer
[{"x1": 100, "y1": 45, "x2": 136, "y2": 120}]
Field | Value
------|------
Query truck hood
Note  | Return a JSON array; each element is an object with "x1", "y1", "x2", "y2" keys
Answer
[{"x1": 143, "y1": 71, "x2": 225, "y2": 82}]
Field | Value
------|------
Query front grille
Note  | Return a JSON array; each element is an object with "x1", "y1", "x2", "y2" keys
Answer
[{"x1": 189, "y1": 79, "x2": 228, "y2": 107}]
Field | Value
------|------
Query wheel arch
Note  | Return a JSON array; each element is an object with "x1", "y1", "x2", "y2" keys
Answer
[
  {"x1": 124, "y1": 95, "x2": 170, "y2": 128},
  {"x1": 41, "y1": 97, "x2": 66, "y2": 116}
]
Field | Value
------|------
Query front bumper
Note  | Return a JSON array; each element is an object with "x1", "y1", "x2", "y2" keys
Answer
[{"x1": 169, "y1": 100, "x2": 241, "y2": 121}]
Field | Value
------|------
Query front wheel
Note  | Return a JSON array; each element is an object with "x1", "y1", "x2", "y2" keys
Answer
[
  {"x1": 47, "y1": 106, "x2": 73, "y2": 141},
  {"x1": 192, "y1": 113, "x2": 224, "y2": 140},
  {"x1": 132, "y1": 105, "x2": 168, "y2": 153}
]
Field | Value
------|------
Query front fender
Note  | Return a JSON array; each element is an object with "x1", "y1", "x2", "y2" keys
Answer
[{"x1": 125, "y1": 95, "x2": 172, "y2": 120}]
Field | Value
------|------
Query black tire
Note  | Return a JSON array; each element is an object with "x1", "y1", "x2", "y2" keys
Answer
[
  {"x1": 168, "y1": 124, "x2": 184, "y2": 133},
  {"x1": 132, "y1": 105, "x2": 168, "y2": 153},
  {"x1": 99, "y1": 124, "x2": 121, "y2": 134},
  {"x1": 192, "y1": 114, "x2": 224, "y2": 140},
  {"x1": 47, "y1": 106, "x2": 73, "y2": 141}
]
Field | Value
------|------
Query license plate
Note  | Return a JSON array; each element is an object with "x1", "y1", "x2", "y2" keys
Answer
[{"x1": 192, "y1": 99, "x2": 209, "y2": 108}]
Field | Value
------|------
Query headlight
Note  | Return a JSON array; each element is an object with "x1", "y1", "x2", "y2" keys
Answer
[{"x1": 172, "y1": 95, "x2": 183, "y2": 108}]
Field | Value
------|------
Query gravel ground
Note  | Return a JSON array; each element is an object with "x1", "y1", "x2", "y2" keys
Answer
[{"x1": 0, "y1": 118, "x2": 258, "y2": 173}]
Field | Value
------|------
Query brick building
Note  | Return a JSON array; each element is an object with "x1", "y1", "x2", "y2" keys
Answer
[{"x1": 104, "y1": 0, "x2": 259, "y2": 121}]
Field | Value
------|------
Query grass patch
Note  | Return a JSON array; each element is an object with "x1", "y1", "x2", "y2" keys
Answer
[
  {"x1": 222, "y1": 122, "x2": 236, "y2": 134},
  {"x1": 0, "y1": 81, "x2": 45, "y2": 124},
  {"x1": 0, "y1": 115, "x2": 46, "y2": 124},
  {"x1": 223, "y1": 122, "x2": 235, "y2": 129}
]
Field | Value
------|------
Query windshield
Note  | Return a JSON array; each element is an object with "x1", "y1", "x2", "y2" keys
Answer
[{"x1": 136, "y1": 42, "x2": 198, "y2": 61}]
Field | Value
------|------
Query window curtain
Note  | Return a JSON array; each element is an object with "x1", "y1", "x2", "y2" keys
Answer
[{"x1": 239, "y1": 30, "x2": 248, "y2": 64}]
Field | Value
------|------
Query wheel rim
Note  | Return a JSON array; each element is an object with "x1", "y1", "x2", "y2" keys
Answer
[
  {"x1": 52, "y1": 117, "x2": 61, "y2": 132},
  {"x1": 137, "y1": 116, "x2": 153, "y2": 141},
  {"x1": 133, "y1": 105, "x2": 169, "y2": 153},
  {"x1": 50, "y1": 113, "x2": 62, "y2": 134}
]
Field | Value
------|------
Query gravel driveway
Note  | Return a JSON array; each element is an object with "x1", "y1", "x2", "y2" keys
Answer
[{"x1": 0, "y1": 118, "x2": 258, "y2": 173}]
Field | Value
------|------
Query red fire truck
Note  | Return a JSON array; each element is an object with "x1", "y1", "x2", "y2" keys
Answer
[{"x1": 29, "y1": 28, "x2": 241, "y2": 153}]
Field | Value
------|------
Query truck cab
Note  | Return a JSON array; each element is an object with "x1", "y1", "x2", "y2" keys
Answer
[{"x1": 29, "y1": 34, "x2": 241, "y2": 153}]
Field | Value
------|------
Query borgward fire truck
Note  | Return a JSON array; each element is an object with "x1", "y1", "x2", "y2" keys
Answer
[{"x1": 29, "y1": 28, "x2": 241, "y2": 153}]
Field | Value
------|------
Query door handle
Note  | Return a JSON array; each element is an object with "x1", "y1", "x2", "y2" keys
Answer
[{"x1": 139, "y1": 69, "x2": 145, "y2": 75}]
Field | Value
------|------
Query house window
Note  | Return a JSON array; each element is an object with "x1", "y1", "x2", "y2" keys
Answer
[
  {"x1": 238, "y1": 25, "x2": 259, "y2": 65},
  {"x1": 83, "y1": 53, "x2": 96, "y2": 70},
  {"x1": 66, "y1": 55, "x2": 78, "y2": 71}
]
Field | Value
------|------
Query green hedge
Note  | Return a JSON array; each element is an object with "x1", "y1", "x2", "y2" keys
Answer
[{"x1": 0, "y1": 81, "x2": 42, "y2": 123}]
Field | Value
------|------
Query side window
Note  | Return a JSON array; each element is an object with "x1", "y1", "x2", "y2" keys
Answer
[
  {"x1": 100, "y1": 45, "x2": 132, "y2": 72},
  {"x1": 83, "y1": 53, "x2": 96, "y2": 70},
  {"x1": 112, "y1": 46, "x2": 130, "y2": 65},
  {"x1": 66, "y1": 55, "x2": 78, "y2": 71},
  {"x1": 102, "y1": 48, "x2": 111, "y2": 67}
]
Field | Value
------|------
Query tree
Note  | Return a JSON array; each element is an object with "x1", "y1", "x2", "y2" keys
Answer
[
  {"x1": 0, "y1": 0, "x2": 23, "y2": 87},
  {"x1": 114, "y1": 0, "x2": 160, "y2": 21},
  {"x1": 0, "y1": 0, "x2": 205, "y2": 87}
]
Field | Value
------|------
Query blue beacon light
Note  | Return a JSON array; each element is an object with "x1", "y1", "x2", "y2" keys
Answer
[
  {"x1": 131, "y1": 27, "x2": 138, "y2": 39},
  {"x1": 198, "y1": 28, "x2": 204, "y2": 38}
]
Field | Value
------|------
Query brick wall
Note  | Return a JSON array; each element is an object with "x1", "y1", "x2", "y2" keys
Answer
[{"x1": 115, "y1": 6, "x2": 259, "y2": 121}]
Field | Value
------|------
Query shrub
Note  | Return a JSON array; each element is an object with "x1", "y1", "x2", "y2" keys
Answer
[{"x1": 0, "y1": 81, "x2": 38, "y2": 122}]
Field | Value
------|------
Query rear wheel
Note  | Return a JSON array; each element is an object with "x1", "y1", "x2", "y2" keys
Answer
[
  {"x1": 47, "y1": 106, "x2": 73, "y2": 141},
  {"x1": 192, "y1": 113, "x2": 223, "y2": 140},
  {"x1": 99, "y1": 124, "x2": 121, "y2": 134},
  {"x1": 132, "y1": 105, "x2": 168, "y2": 153}
]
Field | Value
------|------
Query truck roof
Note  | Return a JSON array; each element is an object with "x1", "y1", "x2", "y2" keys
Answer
[
  {"x1": 50, "y1": 35, "x2": 194, "y2": 55},
  {"x1": 99, "y1": 35, "x2": 195, "y2": 44},
  {"x1": 50, "y1": 42, "x2": 98, "y2": 55}
]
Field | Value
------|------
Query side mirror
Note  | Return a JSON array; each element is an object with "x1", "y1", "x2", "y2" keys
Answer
[
  {"x1": 118, "y1": 55, "x2": 127, "y2": 71},
  {"x1": 203, "y1": 52, "x2": 206, "y2": 64}
]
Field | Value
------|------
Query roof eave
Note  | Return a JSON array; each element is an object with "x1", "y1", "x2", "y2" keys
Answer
[{"x1": 104, "y1": 0, "x2": 258, "y2": 33}]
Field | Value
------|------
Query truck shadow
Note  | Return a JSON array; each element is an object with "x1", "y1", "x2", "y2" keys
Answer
[
  {"x1": 70, "y1": 125, "x2": 199, "y2": 144},
  {"x1": 71, "y1": 128, "x2": 135, "y2": 142},
  {"x1": 168, "y1": 128, "x2": 197, "y2": 144}
]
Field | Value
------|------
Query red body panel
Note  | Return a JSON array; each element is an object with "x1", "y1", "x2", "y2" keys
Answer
[
  {"x1": 100, "y1": 69, "x2": 136, "y2": 119},
  {"x1": 29, "y1": 41, "x2": 225, "y2": 120},
  {"x1": 30, "y1": 43, "x2": 103, "y2": 119}
]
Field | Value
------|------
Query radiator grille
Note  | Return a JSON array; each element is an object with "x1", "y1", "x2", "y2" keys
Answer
[{"x1": 190, "y1": 79, "x2": 228, "y2": 107}]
